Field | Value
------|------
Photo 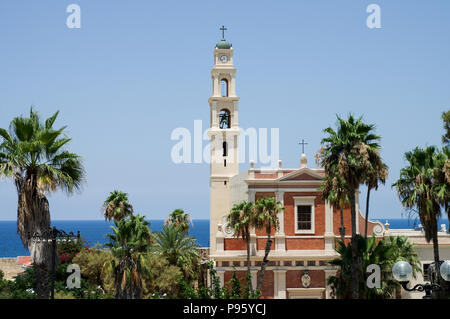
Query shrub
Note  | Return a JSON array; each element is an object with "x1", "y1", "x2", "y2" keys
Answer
[
  {"x1": 141, "y1": 253, "x2": 182, "y2": 299},
  {"x1": 72, "y1": 245, "x2": 115, "y2": 295}
]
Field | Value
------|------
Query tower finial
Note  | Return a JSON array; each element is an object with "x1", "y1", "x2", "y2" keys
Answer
[{"x1": 220, "y1": 25, "x2": 227, "y2": 40}]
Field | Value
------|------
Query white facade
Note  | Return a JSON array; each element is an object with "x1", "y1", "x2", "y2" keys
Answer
[
  {"x1": 385, "y1": 227, "x2": 450, "y2": 299},
  {"x1": 209, "y1": 43, "x2": 240, "y2": 254}
]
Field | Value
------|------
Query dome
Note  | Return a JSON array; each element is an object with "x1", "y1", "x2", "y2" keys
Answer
[{"x1": 216, "y1": 39, "x2": 232, "y2": 49}]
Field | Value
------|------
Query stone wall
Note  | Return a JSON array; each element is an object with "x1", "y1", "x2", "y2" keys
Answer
[{"x1": 0, "y1": 258, "x2": 25, "y2": 280}]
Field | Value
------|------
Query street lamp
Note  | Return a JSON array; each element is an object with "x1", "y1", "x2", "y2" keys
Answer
[
  {"x1": 392, "y1": 260, "x2": 450, "y2": 299},
  {"x1": 28, "y1": 226, "x2": 80, "y2": 299}
]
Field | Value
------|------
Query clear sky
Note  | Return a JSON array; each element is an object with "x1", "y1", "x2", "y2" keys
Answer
[{"x1": 0, "y1": 1, "x2": 449, "y2": 220}]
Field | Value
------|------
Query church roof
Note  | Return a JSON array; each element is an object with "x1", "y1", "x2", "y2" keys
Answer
[
  {"x1": 216, "y1": 39, "x2": 232, "y2": 49},
  {"x1": 216, "y1": 25, "x2": 232, "y2": 49}
]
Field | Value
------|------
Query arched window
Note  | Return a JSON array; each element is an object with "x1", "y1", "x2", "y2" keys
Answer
[
  {"x1": 223, "y1": 141, "x2": 228, "y2": 157},
  {"x1": 219, "y1": 109, "x2": 231, "y2": 129},
  {"x1": 220, "y1": 79, "x2": 228, "y2": 97}
]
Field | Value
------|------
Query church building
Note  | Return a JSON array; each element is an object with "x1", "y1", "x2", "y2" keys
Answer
[{"x1": 207, "y1": 29, "x2": 385, "y2": 299}]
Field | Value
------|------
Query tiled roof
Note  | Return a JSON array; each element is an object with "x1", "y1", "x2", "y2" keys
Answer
[{"x1": 16, "y1": 256, "x2": 31, "y2": 266}]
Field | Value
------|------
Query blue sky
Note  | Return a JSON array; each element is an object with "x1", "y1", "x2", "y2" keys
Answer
[{"x1": 0, "y1": 0, "x2": 449, "y2": 220}]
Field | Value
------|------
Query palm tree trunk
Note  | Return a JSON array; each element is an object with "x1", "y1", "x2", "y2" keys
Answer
[
  {"x1": 340, "y1": 208, "x2": 345, "y2": 242},
  {"x1": 246, "y1": 236, "x2": 253, "y2": 293},
  {"x1": 364, "y1": 186, "x2": 371, "y2": 239},
  {"x1": 431, "y1": 230, "x2": 442, "y2": 298},
  {"x1": 16, "y1": 176, "x2": 52, "y2": 299},
  {"x1": 349, "y1": 190, "x2": 359, "y2": 299},
  {"x1": 256, "y1": 231, "x2": 272, "y2": 291}
]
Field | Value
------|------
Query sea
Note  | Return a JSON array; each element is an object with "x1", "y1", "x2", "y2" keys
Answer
[
  {"x1": 0, "y1": 219, "x2": 209, "y2": 258},
  {"x1": 0, "y1": 218, "x2": 448, "y2": 258}
]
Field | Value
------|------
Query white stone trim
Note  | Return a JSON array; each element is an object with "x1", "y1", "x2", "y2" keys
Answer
[
  {"x1": 277, "y1": 168, "x2": 324, "y2": 181},
  {"x1": 247, "y1": 188, "x2": 319, "y2": 193},
  {"x1": 287, "y1": 288, "x2": 325, "y2": 299},
  {"x1": 217, "y1": 270, "x2": 225, "y2": 287},
  {"x1": 274, "y1": 270, "x2": 287, "y2": 299},
  {"x1": 251, "y1": 270, "x2": 258, "y2": 290},
  {"x1": 275, "y1": 191, "x2": 285, "y2": 236},
  {"x1": 293, "y1": 196, "x2": 316, "y2": 234}
]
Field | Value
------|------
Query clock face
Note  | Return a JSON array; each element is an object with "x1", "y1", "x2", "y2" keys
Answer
[{"x1": 220, "y1": 55, "x2": 228, "y2": 63}]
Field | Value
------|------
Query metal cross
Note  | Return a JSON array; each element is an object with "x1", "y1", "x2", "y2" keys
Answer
[
  {"x1": 299, "y1": 139, "x2": 308, "y2": 154},
  {"x1": 220, "y1": 25, "x2": 227, "y2": 40}
]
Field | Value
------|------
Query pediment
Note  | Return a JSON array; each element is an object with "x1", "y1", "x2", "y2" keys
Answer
[{"x1": 277, "y1": 168, "x2": 324, "y2": 182}]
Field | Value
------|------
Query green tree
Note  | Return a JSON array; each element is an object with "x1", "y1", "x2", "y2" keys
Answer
[
  {"x1": 141, "y1": 253, "x2": 182, "y2": 298},
  {"x1": 384, "y1": 236, "x2": 422, "y2": 298},
  {"x1": 165, "y1": 209, "x2": 193, "y2": 233},
  {"x1": 441, "y1": 110, "x2": 450, "y2": 146},
  {"x1": 0, "y1": 108, "x2": 85, "y2": 299},
  {"x1": 363, "y1": 150, "x2": 388, "y2": 238},
  {"x1": 253, "y1": 197, "x2": 282, "y2": 292},
  {"x1": 320, "y1": 114, "x2": 381, "y2": 299},
  {"x1": 226, "y1": 201, "x2": 255, "y2": 291},
  {"x1": 102, "y1": 190, "x2": 134, "y2": 222},
  {"x1": 393, "y1": 146, "x2": 449, "y2": 291},
  {"x1": 230, "y1": 271, "x2": 243, "y2": 299},
  {"x1": 328, "y1": 236, "x2": 412, "y2": 299},
  {"x1": 319, "y1": 161, "x2": 349, "y2": 242},
  {"x1": 72, "y1": 245, "x2": 115, "y2": 295},
  {"x1": 152, "y1": 224, "x2": 200, "y2": 282},
  {"x1": 104, "y1": 214, "x2": 153, "y2": 299}
]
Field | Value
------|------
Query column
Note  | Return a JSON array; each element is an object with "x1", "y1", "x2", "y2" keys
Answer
[
  {"x1": 216, "y1": 223, "x2": 224, "y2": 252},
  {"x1": 273, "y1": 270, "x2": 287, "y2": 299},
  {"x1": 230, "y1": 76, "x2": 236, "y2": 97},
  {"x1": 324, "y1": 269, "x2": 337, "y2": 299},
  {"x1": 251, "y1": 270, "x2": 258, "y2": 291},
  {"x1": 232, "y1": 100, "x2": 238, "y2": 128},
  {"x1": 275, "y1": 191, "x2": 286, "y2": 252},
  {"x1": 248, "y1": 189, "x2": 257, "y2": 255},
  {"x1": 211, "y1": 102, "x2": 218, "y2": 128},
  {"x1": 324, "y1": 201, "x2": 335, "y2": 251},
  {"x1": 217, "y1": 270, "x2": 225, "y2": 287},
  {"x1": 214, "y1": 76, "x2": 220, "y2": 97}
]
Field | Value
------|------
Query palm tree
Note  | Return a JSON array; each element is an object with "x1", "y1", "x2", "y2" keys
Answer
[
  {"x1": 104, "y1": 214, "x2": 152, "y2": 299},
  {"x1": 102, "y1": 190, "x2": 134, "y2": 222},
  {"x1": 0, "y1": 108, "x2": 84, "y2": 299},
  {"x1": 165, "y1": 209, "x2": 193, "y2": 233},
  {"x1": 152, "y1": 224, "x2": 200, "y2": 281},
  {"x1": 319, "y1": 161, "x2": 349, "y2": 242},
  {"x1": 253, "y1": 197, "x2": 282, "y2": 291},
  {"x1": 328, "y1": 236, "x2": 398, "y2": 299},
  {"x1": 320, "y1": 114, "x2": 381, "y2": 299},
  {"x1": 393, "y1": 146, "x2": 448, "y2": 289},
  {"x1": 435, "y1": 147, "x2": 450, "y2": 218},
  {"x1": 442, "y1": 110, "x2": 450, "y2": 146},
  {"x1": 385, "y1": 236, "x2": 422, "y2": 299},
  {"x1": 364, "y1": 150, "x2": 388, "y2": 238},
  {"x1": 226, "y1": 201, "x2": 255, "y2": 291}
]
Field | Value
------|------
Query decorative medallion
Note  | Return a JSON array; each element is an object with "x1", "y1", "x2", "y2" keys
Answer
[
  {"x1": 301, "y1": 272, "x2": 311, "y2": 288},
  {"x1": 222, "y1": 216, "x2": 234, "y2": 237},
  {"x1": 373, "y1": 224, "x2": 383, "y2": 236}
]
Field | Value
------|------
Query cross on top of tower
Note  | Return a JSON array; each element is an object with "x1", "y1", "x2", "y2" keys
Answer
[
  {"x1": 299, "y1": 139, "x2": 308, "y2": 154},
  {"x1": 220, "y1": 25, "x2": 227, "y2": 40}
]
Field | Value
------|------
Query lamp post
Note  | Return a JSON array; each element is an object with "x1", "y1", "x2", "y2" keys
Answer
[
  {"x1": 28, "y1": 227, "x2": 80, "y2": 299},
  {"x1": 392, "y1": 260, "x2": 450, "y2": 299}
]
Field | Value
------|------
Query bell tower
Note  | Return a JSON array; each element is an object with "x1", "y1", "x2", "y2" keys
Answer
[{"x1": 209, "y1": 26, "x2": 240, "y2": 254}]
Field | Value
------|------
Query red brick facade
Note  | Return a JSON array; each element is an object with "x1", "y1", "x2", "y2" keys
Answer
[{"x1": 213, "y1": 167, "x2": 383, "y2": 299}]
